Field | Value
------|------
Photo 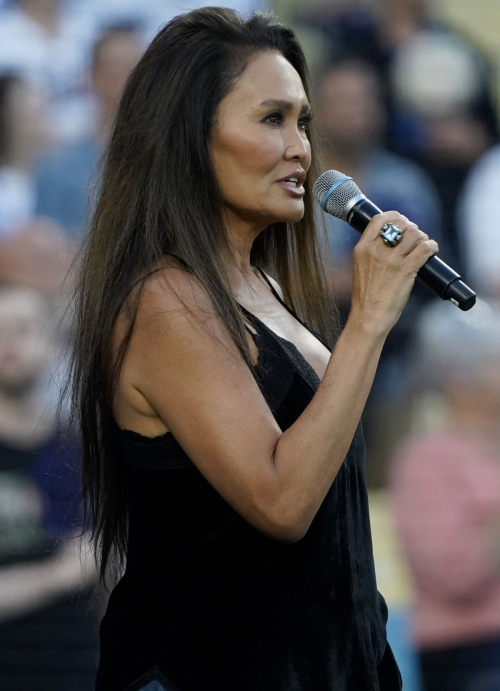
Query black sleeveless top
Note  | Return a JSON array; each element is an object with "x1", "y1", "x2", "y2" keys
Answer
[{"x1": 95, "y1": 259, "x2": 397, "y2": 691}]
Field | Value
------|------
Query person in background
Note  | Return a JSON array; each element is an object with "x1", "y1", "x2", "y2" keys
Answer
[
  {"x1": 387, "y1": 25, "x2": 496, "y2": 277},
  {"x1": 295, "y1": 0, "x2": 497, "y2": 275},
  {"x1": 0, "y1": 283, "x2": 98, "y2": 691},
  {"x1": 0, "y1": 219, "x2": 76, "y2": 354},
  {"x1": 35, "y1": 23, "x2": 144, "y2": 241},
  {"x1": 458, "y1": 143, "x2": 500, "y2": 301},
  {"x1": 0, "y1": 0, "x2": 97, "y2": 144},
  {"x1": 316, "y1": 58, "x2": 443, "y2": 305},
  {"x1": 0, "y1": 73, "x2": 47, "y2": 235},
  {"x1": 295, "y1": 0, "x2": 498, "y2": 156},
  {"x1": 315, "y1": 58, "x2": 442, "y2": 482},
  {"x1": 390, "y1": 299, "x2": 500, "y2": 691},
  {"x1": 86, "y1": 0, "x2": 268, "y2": 44}
]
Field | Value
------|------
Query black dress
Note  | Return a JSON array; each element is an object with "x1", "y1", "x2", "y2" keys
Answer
[{"x1": 95, "y1": 263, "x2": 402, "y2": 691}]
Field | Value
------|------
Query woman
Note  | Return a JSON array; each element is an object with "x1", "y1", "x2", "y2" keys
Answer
[{"x1": 69, "y1": 7, "x2": 438, "y2": 691}]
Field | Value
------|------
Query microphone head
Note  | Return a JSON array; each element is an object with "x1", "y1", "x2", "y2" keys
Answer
[{"x1": 312, "y1": 170, "x2": 363, "y2": 219}]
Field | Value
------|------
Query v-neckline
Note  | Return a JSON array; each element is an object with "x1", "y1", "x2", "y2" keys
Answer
[
  {"x1": 238, "y1": 303, "x2": 327, "y2": 383},
  {"x1": 239, "y1": 266, "x2": 331, "y2": 379}
]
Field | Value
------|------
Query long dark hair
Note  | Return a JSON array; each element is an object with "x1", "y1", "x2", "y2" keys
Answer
[{"x1": 68, "y1": 6, "x2": 341, "y2": 585}]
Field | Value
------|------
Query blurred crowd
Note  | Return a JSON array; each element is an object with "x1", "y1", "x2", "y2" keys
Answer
[
  {"x1": 0, "y1": 0, "x2": 500, "y2": 690},
  {"x1": 0, "y1": 1, "x2": 265, "y2": 689},
  {"x1": 283, "y1": 1, "x2": 500, "y2": 690}
]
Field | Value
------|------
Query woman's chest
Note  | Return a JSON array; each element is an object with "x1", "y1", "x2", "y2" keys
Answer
[{"x1": 241, "y1": 306, "x2": 330, "y2": 382}]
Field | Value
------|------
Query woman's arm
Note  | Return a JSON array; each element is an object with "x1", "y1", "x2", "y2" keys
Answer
[{"x1": 124, "y1": 212, "x2": 437, "y2": 542}]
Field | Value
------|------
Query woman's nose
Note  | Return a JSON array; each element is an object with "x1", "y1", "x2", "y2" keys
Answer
[{"x1": 284, "y1": 127, "x2": 310, "y2": 161}]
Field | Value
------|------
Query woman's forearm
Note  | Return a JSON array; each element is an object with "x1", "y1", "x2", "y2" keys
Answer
[{"x1": 270, "y1": 315, "x2": 387, "y2": 540}]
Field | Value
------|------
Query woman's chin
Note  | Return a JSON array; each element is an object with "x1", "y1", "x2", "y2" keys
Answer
[{"x1": 269, "y1": 200, "x2": 305, "y2": 224}]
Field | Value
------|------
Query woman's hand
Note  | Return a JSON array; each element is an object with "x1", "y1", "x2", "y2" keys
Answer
[{"x1": 349, "y1": 211, "x2": 439, "y2": 337}]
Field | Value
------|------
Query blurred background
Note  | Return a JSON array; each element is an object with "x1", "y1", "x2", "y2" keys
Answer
[{"x1": 0, "y1": 1, "x2": 500, "y2": 690}]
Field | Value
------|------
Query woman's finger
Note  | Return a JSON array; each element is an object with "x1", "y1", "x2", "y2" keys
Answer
[
  {"x1": 362, "y1": 211, "x2": 411, "y2": 243},
  {"x1": 389, "y1": 226, "x2": 429, "y2": 255}
]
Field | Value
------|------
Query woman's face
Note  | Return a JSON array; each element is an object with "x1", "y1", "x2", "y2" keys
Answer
[{"x1": 211, "y1": 50, "x2": 312, "y2": 229}]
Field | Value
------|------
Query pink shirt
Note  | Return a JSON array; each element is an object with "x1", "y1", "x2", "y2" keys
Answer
[{"x1": 389, "y1": 430, "x2": 500, "y2": 649}]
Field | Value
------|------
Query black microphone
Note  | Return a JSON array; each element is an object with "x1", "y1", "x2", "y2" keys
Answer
[{"x1": 313, "y1": 170, "x2": 476, "y2": 311}]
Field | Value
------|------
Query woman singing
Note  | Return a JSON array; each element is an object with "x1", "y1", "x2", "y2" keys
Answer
[{"x1": 69, "y1": 7, "x2": 438, "y2": 691}]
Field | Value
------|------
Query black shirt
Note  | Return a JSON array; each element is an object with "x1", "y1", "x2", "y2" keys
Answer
[
  {"x1": 0, "y1": 436, "x2": 99, "y2": 691},
  {"x1": 96, "y1": 267, "x2": 398, "y2": 691}
]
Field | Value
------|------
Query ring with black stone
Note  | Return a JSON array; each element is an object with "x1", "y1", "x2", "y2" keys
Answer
[{"x1": 379, "y1": 223, "x2": 403, "y2": 247}]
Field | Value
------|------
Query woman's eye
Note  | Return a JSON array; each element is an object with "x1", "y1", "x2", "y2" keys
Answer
[
  {"x1": 299, "y1": 115, "x2": 312, "y2": 130},
  {"x1": 265, "y1": 112, "x2": 283, "y2": 126},
  {"x1": 263, "y1": 111, "x2": 312, "y2": 129}
]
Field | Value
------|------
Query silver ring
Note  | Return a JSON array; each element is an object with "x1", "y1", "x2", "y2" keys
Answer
[{"x1": 379, "y1": 223, "x2": 403, "y2": 247}]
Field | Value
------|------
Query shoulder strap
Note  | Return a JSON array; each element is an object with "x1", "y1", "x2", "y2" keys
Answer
[
  {"x1": 253, "y1": 265, "x2": 307, "y2": 327},
  {"x1": 253, "y1": 265, "x2": 277, "y2": 295},
  {"x1": 253, "y1": 265, "x2": 330, "y2": 351}
]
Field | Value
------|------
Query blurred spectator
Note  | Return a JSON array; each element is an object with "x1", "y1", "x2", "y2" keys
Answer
[
  {"x1": 35, "y1": 24, "x2": 144, "y2": 241},
  {"x1": 0, "y1": 283, "x2": 98, "y2": 691},
  {"x1": 0, "y1": 0, "x2": 97, "y2": 144},
  {"x1": 459, "y1": 143, "x2": 500, "y2": 299},
  {"x1": 0, "y1": 1, "x2": 266, "y2": 146},
  {"x1": 0, "y1": 73, "x2": 47, "y2": 235},
  {"x1": 315, "y1": 58, "x2": 442, "y2": 482},
  {"x1": 390, "y1": 29, "x2": 493, "y2": 163},
  {"x1": 0, "y1": 220, "x2": 77, "y2": 426},
  {"x1": 316, "y1": 58, "x2": 443, "y2": 303},
  {"x1": 0, "y1": 218, "x2": 74, "y2": 303},
  {"x1": 389, "y1": 26, "x2": 496, "y2": 275},
  {"x1": 390, "y1": 299, "x2": 500, "y2": 691},
  {"x1": 296, "y1": 0, "x2": 498, "y2": 149},
  {"x1": 85, "y1": 0, "x2": 267, "y2": 43},
  {"x1": 296, "y1": 0, "x2": 498, "y2": 274}
]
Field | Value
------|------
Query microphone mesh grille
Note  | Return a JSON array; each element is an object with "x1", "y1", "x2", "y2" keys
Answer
[{"x1": 312, "y1": 170, "x2": 362, "y2": 218}]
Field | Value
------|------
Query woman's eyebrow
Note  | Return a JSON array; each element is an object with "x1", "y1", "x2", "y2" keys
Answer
[{"x1": 259, "y1": 98, "x2": 311, "y2": 114}]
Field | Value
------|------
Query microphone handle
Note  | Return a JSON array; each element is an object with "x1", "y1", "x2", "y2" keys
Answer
[{"x1": 346, "y1": 198, "x2": 476, "y2": 312}]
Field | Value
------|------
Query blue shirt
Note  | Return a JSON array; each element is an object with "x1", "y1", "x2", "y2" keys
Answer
[{"x1": 35, "y1": 138, "x2": 101, "y2": 241}]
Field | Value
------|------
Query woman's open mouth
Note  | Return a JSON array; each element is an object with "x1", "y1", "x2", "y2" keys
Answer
[{"x1": 276, "y1": 172, "x2": 306, "y2": 197}]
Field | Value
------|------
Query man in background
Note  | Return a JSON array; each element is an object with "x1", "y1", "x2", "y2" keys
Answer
[
  {"x1": 315, "y1": 58, "x2": 442, "y2": 484},
  {"x1": 0, "y1": 283, "x2": 97, "y2": 691},
  {"x1": 35, "y1": 24, "x2": 144, "y2": 240}
]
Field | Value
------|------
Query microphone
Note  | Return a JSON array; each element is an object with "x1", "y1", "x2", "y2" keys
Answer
[{"x1": 313, "y1": 170, "x2": 476, "y2": 311}]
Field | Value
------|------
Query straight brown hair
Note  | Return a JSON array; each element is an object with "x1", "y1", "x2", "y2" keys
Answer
[{"x1": 67, "y1": 6, "x2": 340, "y2": 585}]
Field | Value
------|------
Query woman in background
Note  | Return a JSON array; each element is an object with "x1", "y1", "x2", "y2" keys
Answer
[
  {"x1": 391, "y1": 301, "x2": 500, "y2": 691},
  {"x1": 69, "y1": 7, "x2": 438, "y2": 691}
]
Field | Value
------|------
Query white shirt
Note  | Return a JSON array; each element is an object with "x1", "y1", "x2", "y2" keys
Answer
[
  {"x1": 459, "y1": 144, "x2": 500, "y2": 295},
  {"x1": 0, "y1": 7, "x2": 96, "y2": 143},
  {"x1": 83, "y1": 0, "x2": 267, "y2": 43},
  {"x1": 0, "y1": 167, "x2": 36, "y2": 236}
]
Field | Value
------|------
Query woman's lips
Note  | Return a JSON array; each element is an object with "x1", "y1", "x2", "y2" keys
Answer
[{"x1": 276, "y1": 180, "x2": 305, "y2": 196}]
